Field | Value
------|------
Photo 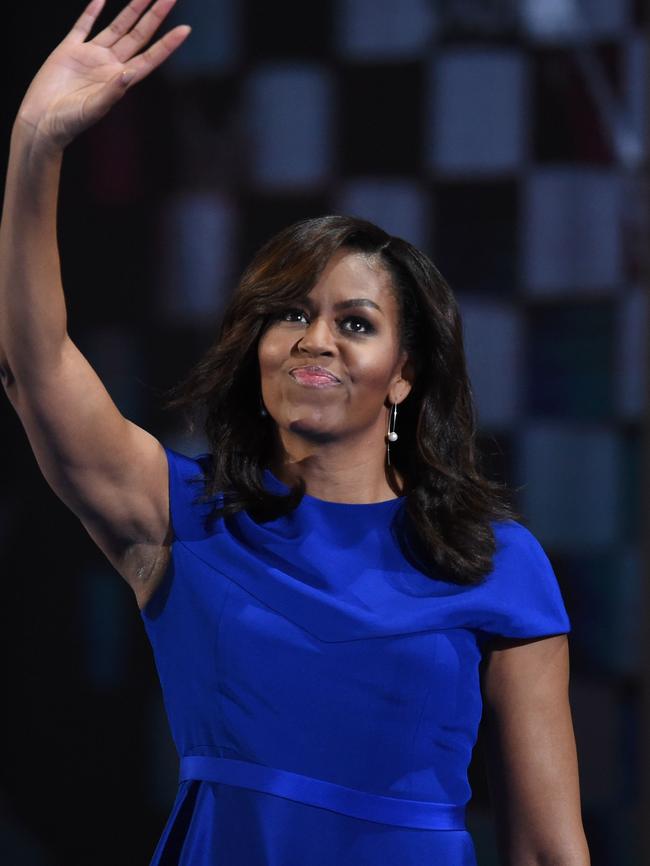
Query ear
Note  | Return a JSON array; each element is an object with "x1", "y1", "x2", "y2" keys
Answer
[{"x1": 389, "y1": 353, "x2": 415, "y2": 405}]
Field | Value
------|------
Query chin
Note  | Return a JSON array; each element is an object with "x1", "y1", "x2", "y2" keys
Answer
[{"x1": 287, "y1": 420, "x2": 339, "y2": 444}]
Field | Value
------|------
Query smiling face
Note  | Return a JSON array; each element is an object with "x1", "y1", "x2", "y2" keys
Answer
[{"x1": 257, "y1": 248, "x2": 414, "y2": 462}]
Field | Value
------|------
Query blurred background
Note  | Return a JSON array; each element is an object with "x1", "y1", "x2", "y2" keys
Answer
[{"x1": 1, "y1": 0, "x2": 648, "y2": 863}]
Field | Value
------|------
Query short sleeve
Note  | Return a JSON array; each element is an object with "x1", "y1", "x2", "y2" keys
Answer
[
  {"x1": 165, "y1": 447, "x2": 216, "y2": 542},
  {"x1": 472, "y1": 520, "x2": 571, "y2": 645}
]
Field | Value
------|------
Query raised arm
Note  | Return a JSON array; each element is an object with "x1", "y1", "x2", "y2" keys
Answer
[
  {"x1": 0, "y1": 0, "x2": 191, "y2": 608},
  {"x1": 481, "y1": 634, "x2": 591, "y2": 866}
]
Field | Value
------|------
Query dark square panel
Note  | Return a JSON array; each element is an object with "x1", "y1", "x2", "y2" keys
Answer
[
  {"x1": 339, "y1": 63, "x2": 423, "y2": 175},
  {"x1": 438, "y1": 0, "x2": 519, "y2": 42},
  {"x1": 532, "y1": 46, "x2": 621, "y2": 164},
  {"x1": 244, "y1": 0, "x2": 332, "y2": 60},
  {"x1": 551, "y1": 551, "x2": 639, "y2": 676},
  {"x1": 59, "y1": 202, "x2": 154, "y2": 328},
  {"x1": 168, "y1": 76, "x2": 246, "y2": 190},
  {"x1": 434, "y1": 181, "x2": 518, "y2": 295},
  {"x1": 239, "y1": 193, "x2": 331, "y2": 271},
  {"x1": 526, "y1": 300, "x2": 616, "y2": 420},
  {"x1": 146, "y1": 324, "x2": 218, "y2": 426}
]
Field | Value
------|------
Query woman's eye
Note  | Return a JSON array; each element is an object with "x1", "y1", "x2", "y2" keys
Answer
[
  {"x1": 341, "y1": 317, "x2": 374, "y2": 334},
  {"x1": 279, "y1": 308, "x2": 308, "y2": 323}
]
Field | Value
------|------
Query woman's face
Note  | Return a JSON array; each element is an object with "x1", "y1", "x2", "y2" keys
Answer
[{"x1": 257, "y1": 248, "x2": 413, "y2": 453}]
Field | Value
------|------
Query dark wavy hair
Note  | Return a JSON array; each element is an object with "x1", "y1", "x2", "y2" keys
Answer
[{"x1": 165, "y1": 214, "x2": 518, "y2": 585}]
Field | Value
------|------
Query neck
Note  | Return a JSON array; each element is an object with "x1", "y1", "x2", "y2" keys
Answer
[{"x1": 269, "y1": 434, "x2": 404, "y2": 504}]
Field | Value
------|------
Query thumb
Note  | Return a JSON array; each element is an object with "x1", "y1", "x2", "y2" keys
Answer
[{"x1": 83, "y1": 68, "x2": 134, "y2": 124}]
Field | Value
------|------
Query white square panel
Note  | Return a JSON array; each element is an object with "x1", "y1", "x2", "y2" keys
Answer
[
  {"x1": 159, "y1": 192, "x2": 237, "y2": 323},
  {"x1": 430, "y1": 50, "x2": 526, "y2": 174},
  {"x1": 519, "y1": 423, "x2": 622, "y2": 553},
  {"x1": 337, "y1": 0, "x2": 436, "y2": 60},
  {"x1": 521, "y1": 0, "x2": 632, "y2": 43},
  {"x1": 336, "y1": 178, "x2": 430, "y2": 249},
  {"x1": 458, "y1": 297, "x2": 523, "y2": 429},
  {"x1": 246, "y1": 65, "x2": 333, "y2": 190},
  {"x1": 523, "y1": 168, "x2": 622, "y2": 295},
  {"x1": 164, "y1": 0, "x2": 241, "y2": 78},
  {"x1": 622, "y1": 35, "x2": 648, "y2": 168},
  {"x1": 616, "y1": 286, "x2": 647, "y2": 420}
]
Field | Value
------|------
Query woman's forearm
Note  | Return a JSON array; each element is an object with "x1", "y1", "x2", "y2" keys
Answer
[
  {"x1": 0, "y1": 0, "x2": 191, "y2": 396},
  {"x1": 507, "y1": 851, "x2": 590, "y2": 866},
  {"x1": 0, "y1": 121, "x2": 68, "y2": 391}
]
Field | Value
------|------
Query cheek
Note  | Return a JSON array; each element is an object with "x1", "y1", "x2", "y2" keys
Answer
[
  {"x1": 257, "y1": 332, "x2": 297, "y2": 407},
  {"x1": 351, "y1": 347, "x2": 399, "y2": 390},
  {"x1": 257, "y1": 331, "x2": 286, "y2": 375}
]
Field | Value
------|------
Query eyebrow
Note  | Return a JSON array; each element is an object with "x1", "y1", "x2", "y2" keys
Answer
[{"x1": 298, "y1": 297, "x2": 383, "y2": 314}]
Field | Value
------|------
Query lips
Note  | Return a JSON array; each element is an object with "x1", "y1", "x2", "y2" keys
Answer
[{"x1": 289, "y1": 365, "x2": 341, "y2": 386}]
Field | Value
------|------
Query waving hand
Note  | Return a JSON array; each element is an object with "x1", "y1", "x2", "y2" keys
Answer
[{"x1": 16, "y1": 0, "x2": 190, "y2": 150}]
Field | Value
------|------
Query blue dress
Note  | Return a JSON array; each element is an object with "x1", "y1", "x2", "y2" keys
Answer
[{"x1": 142, "y1": 448, "x2": 571, "y2": 865}]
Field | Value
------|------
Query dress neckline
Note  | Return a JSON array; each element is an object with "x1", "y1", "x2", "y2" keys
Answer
[{"x1": 262, "y1": 468, "x2": 406, "y2": 509}]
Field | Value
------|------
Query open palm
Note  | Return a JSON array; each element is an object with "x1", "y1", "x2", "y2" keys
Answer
[{"x1": 17, "y1": 0, "x2": 190, "y2": 149}]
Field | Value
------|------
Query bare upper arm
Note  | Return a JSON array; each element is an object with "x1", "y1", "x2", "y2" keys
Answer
[
  {"x1": 480, "y1": 634, "x2": 590, "y2": 866},
  {"x1": 4, "y1": 335, "x2": 170, "y2": 605}
]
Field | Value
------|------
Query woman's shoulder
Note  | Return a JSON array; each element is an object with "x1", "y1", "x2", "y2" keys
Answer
[
  {"x1": 491, "y1": 518, "x2": 549, "y2": 561},
  {"x1": 485, "y1": 518, "x2": 563, "y2": 601},
  {"x1": 473, "y1": 519, "x2": 571, "y2": 639},
  {"x1": 164, "y1": 447, "x2": 218, "y2": 542}
]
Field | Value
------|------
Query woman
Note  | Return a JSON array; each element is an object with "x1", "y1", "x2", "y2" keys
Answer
[{"x1": 0, "y1": 1, "x2": 591, "y2": 864}]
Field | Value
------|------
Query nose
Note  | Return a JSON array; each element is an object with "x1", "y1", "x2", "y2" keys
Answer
[{"x1": 295, "y1": 316, "x2": 336, "y2": 356}]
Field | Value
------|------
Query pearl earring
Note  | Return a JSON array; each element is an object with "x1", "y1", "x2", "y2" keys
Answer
[
  {"x1": 386, "y1": 402, "x2": 398, "y2": 466},
  {"x1": 259, "y1": 394, "x2": 268, "y2": 417},
  {"x1": 387, "y1": 402, "x2": 398, "y2": 442}
]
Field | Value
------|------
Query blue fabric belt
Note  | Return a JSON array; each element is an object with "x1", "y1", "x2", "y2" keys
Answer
[{"x1": 180, "y1": 755, "x2": 466, "y2": 831}]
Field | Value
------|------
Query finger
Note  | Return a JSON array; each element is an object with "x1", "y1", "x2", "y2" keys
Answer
[
  {"x1": 66, "y1": 0, "x2": 107, "y2": 43},
  {"x1": 121, "y1": 24, "x2": 191, "y2": 83},
  {"x1": 92, "y1": 0, "x2": 155, "y2": 48},
  {"x1": 110, "y1": 0, "x2": 179, "y2": 63}
]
